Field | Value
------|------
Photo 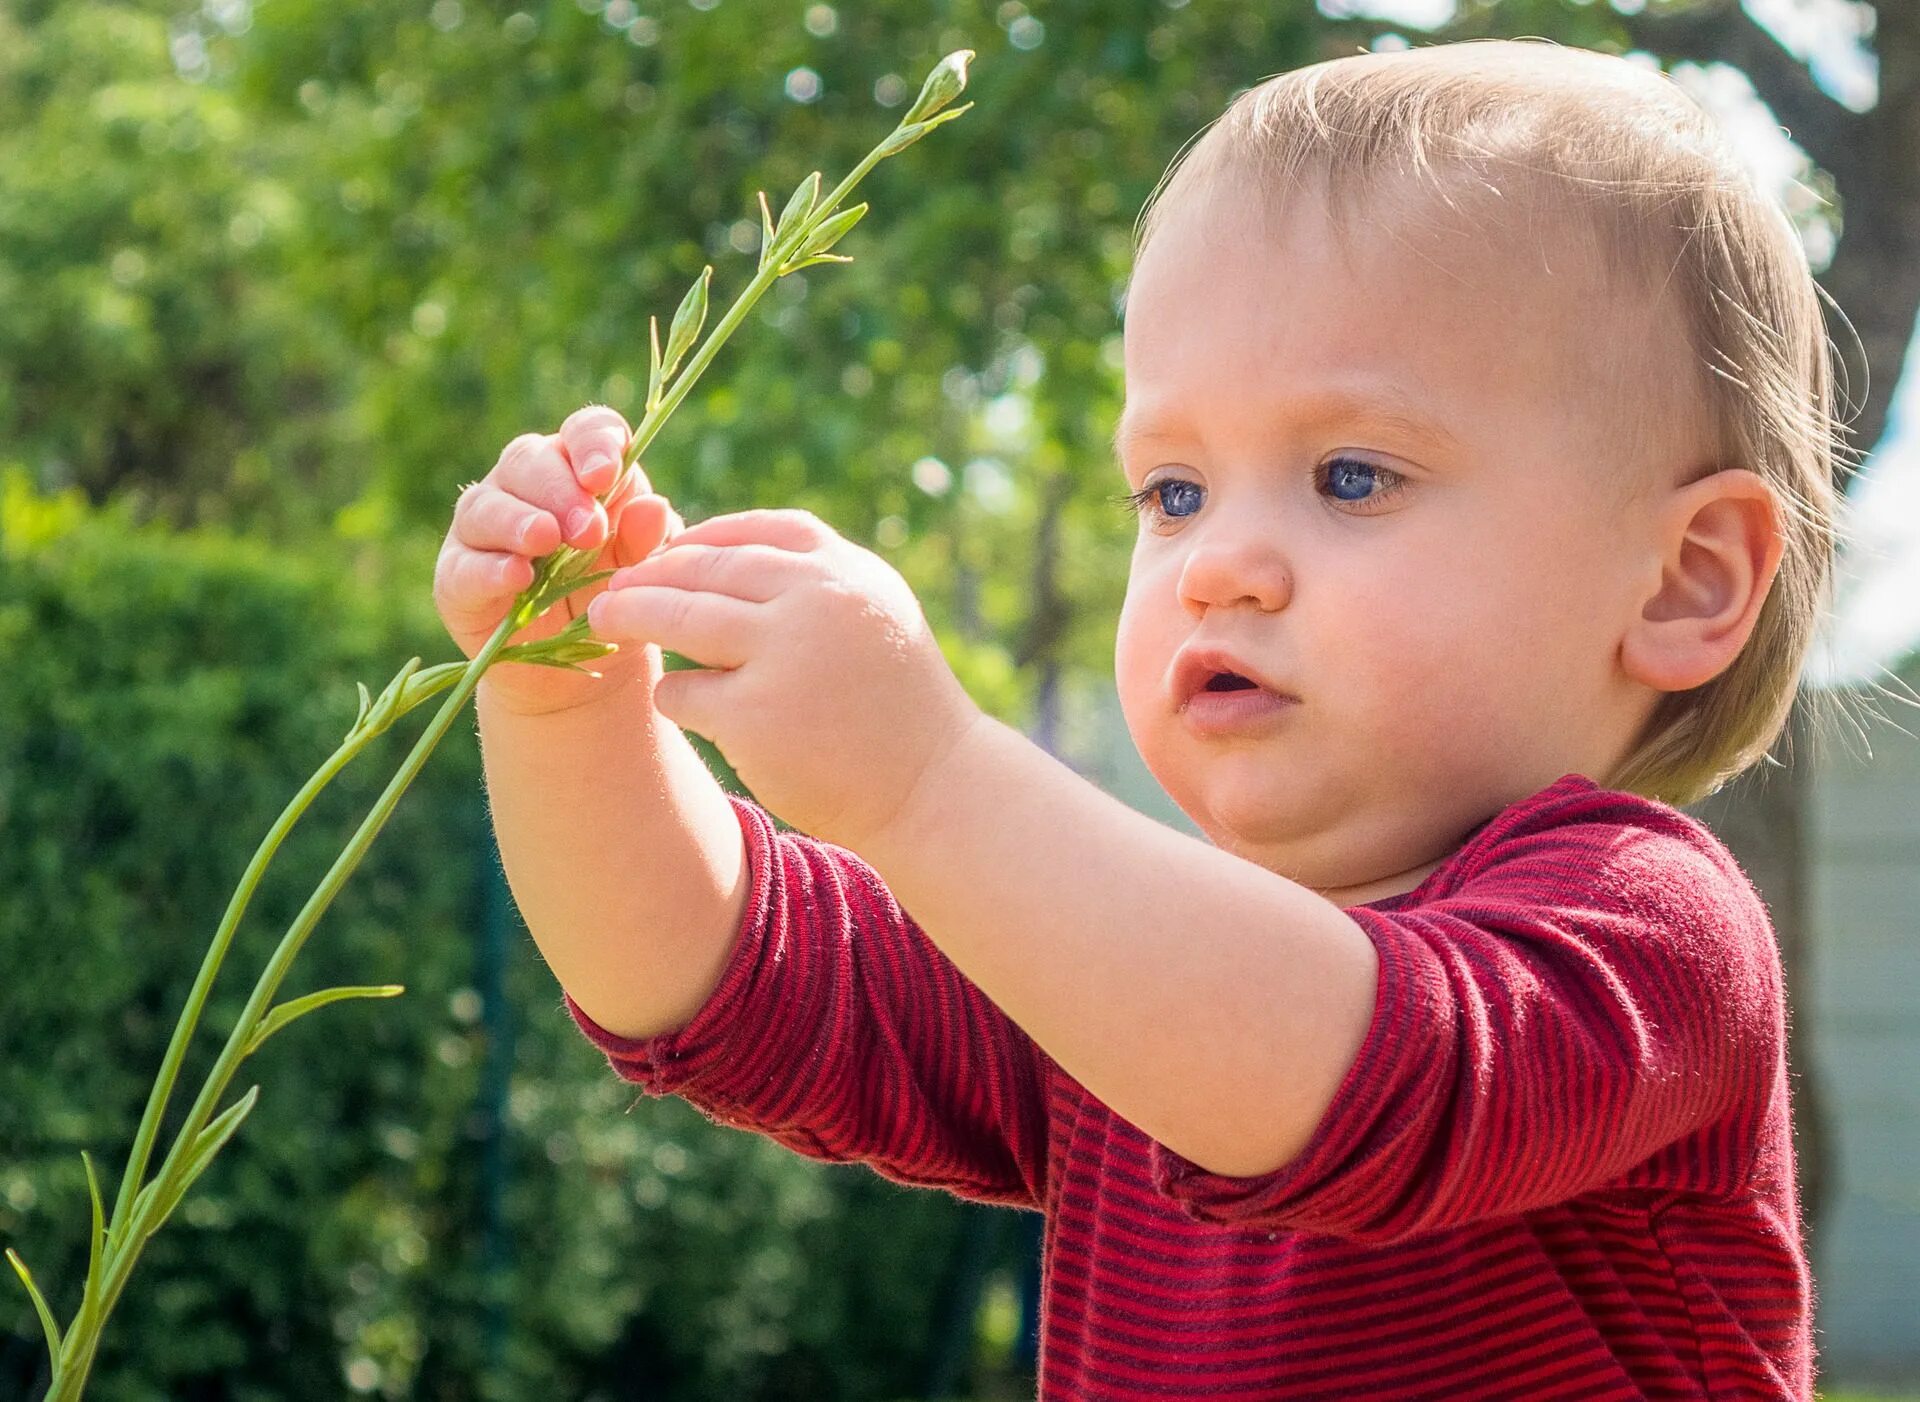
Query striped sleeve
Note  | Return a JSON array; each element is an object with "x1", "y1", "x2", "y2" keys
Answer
[
  {"x1": 1150, "y1": 798, "x2": 1784, "y2": 1243},
  {"x1": 565, "y1": 794, "x2": 1051, "y2": 1210}
]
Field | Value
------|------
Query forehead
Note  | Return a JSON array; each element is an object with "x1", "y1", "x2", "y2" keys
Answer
[{"x1": 1115, "y1": 176, "x2": 1701, "y2": 462}]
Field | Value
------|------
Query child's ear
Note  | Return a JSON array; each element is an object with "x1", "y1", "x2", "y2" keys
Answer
[{"x1": 1620, "y1": 469, "x2": 1787, "y2": 693}]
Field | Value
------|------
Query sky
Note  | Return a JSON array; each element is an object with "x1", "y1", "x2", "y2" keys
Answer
[{"x1": 1315, "y1": 0, "x2": 1917, "y2": 690}]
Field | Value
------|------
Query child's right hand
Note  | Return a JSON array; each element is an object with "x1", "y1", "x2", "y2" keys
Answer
[{"x1": 434, "y1": 405, "x2": 683, "y2": 717}]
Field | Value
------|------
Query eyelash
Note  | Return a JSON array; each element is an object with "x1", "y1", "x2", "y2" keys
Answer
[{"x1": 1113, "y1": 458, "x2": 1407, "y2": 527}]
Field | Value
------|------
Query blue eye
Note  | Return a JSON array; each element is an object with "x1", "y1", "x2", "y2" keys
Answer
[
  {"x1": 1114, "y1": 479, "x2": 1201, "y2": 525},
  {"x1": 1322, "y1": 456, "x2": 1403, "y2": 504},
  {"x1": 1113, "y1": 457, "x2": 1404, "y2": 528}
]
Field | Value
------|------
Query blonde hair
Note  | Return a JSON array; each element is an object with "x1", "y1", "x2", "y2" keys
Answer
[{"x1": 1134, "y1": 40, "x2": 1868, "y2": 809}]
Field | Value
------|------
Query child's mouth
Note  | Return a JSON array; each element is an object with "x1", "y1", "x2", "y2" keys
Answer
[
  {"x1": 1205, "y1": 673, "x2": 1257, "y2": 692},
  {"x1": 1183, "y1": 674, "x2": 1299, "y2": 736}
]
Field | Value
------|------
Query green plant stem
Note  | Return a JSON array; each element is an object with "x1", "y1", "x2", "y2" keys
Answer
[
  {"x1": 103, "y1": 726, "x2": 378, "y2": 1253},
  {"x1": 615, "y1": 142, "x2": 892, "y2": 480},
  {"x1": 48, "y1": 610, "x2": 525, "y2": 1399}
]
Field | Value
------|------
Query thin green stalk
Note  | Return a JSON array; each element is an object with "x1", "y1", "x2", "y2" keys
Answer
[
  {"x1": 62, "y1": 628, "x2": 517, "y2": 1385},
  {"x1": 618, "y1": 53, "x2": 972, "y2": 480},
  {"x1": 103, "y1": 726, "x2": 375, "y2": 1251}
]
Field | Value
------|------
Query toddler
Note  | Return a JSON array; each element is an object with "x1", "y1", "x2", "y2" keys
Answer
[{"x1": 435, "y1": 40, "x2": 1827, "y2": 1399}]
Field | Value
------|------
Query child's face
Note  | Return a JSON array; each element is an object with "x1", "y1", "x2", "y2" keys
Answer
[{"x1": 1112, "y1": 177, "x2": 1713, "y2": 905}]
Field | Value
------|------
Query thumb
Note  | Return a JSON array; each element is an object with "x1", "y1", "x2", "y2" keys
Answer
[
  {"x1": 612, "y1": 494, "x2": 685, "y2": 565},
  {"x1": 650, "y1": 661, "x2": 729, "y2": 742}
]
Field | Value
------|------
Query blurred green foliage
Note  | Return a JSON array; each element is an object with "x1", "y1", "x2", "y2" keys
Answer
[
  {"x1": 1, "y1": 0, "x2": 1815, "y2": 1397},
  {"x1": 0, "y1": 470, "x2": 993, "y2": 1398}
]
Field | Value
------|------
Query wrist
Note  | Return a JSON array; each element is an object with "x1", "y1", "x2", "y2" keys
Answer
[
  {"x1": 475, "y1": 666, "x2": 648, "y2": 724},
  {"x1": 866, "y1": 706, "x2": 999, "y2": 866}
]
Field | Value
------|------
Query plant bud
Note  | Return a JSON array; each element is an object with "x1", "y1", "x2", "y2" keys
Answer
[
  {"x1": 902, "y1": 49, "x2": 973, "y2": 127},
  {"x1": 775, "y1": 171, "x2": 822, "y2": 238},
  {"x1": 662, "y1": 266, "x2": 713, "y2": 381}
]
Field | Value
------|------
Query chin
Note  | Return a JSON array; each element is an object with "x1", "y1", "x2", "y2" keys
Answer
[{"x1": 1174, "y1": 766, "x2": 1317, "y2": 857}]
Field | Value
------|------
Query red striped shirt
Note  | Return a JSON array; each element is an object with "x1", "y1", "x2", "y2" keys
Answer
[{"x1": 567, "y1": 773, "x2": 1812, "y2": 1398}]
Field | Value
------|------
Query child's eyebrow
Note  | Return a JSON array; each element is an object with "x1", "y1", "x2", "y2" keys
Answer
[{"x1": 1111, "y1": 386, "x2": 1462, "y2": 465}]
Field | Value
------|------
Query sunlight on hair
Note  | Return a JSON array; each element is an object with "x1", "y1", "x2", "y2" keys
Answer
[
  {"x1": 1130, "y1": 39, "x2": 1911, "y2": 805},
  {"x1": 1315, "y1": 0, "x2": 1455, "y2": 30}
]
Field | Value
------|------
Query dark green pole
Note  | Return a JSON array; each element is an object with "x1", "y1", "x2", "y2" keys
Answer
[{"x1": 476, "y1": 821, "x2": 515, "y2": 1393}]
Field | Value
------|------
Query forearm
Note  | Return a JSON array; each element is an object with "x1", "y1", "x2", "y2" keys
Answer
[
  {"x1": 475, "y1": 652, "x2": 749, "y2": 1041},
  {"x1": 860, "y1": 715, "x2": 1379, "y2": 1178}
]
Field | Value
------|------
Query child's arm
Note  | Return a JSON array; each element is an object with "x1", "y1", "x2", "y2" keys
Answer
[
  {"x1": 862, "y1": 718, "x2": 1781, "y2": 1236},
  {"x1": 444, "y1": 422, "x2": 1048, "y2": 1207},
  {"x1": 861, "y1": 714, "x2": 1381, "y2": 1180},
  {"x1": 436, "y1": 409, "x2": 753, "y2": 1043},
  {"x1": 476, "y1": 673, "x2": 750, "y2": 1042},
  {"x1": 562, "y1": 793, "x2": 1052, "y2": 1210}
]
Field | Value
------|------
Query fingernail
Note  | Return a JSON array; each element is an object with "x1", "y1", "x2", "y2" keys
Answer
[
  {"x1": 583, "y1": 452, "x2": 614, "y2": 481},
  {"x1": 566, "y1": 507, "x2": 594, "y2": 540}
]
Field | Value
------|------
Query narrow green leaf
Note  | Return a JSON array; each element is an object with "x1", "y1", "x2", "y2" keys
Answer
[
  {"x1": 879, "y1": 102, "x2": 975, "y2": 159},
  {"x1": 774, "y1": 171, "x2": 821, "y2": 240},
  {"x1": 646, "y1": 315, "x2": 663, "y2": 413},
  {"x1": 568, "y1": 566, "x2": 618, "y2": 594},
  {"x1": 922, "y1": 102, "x2": 972, "y2": 131},
  {"x1": 496, "y1": 610, "x2": 621, "y2": 667},
  {"x1": 525, "y1": 555, "x2": 623, "y2": 617},
  {"x1": 357, "y1": 657, "x2": 423, "y2": 738},
  {"x1": 243, "y1": 986, "x2": 406, "y2": 1060},
  {"x1": 83, "y1": 1150, "x2": 105, "y2": 1294},
  {"x1": 518, "y1": 647, "x2": 619, "y2": 673},
  {"x1": 137, "y1": 1088, "x2": 261, "y2": 1235},
  {"x1": 661, "y1": 266, "x2": 712, "y2": 382},
  {"x1": 781, "y1": 202, "x2": 867, "y2": 273},
  {"x1": 397, "y1": 661, "x2": 467, "y2": 717},
  {"x1": 130, "y1": 1180, "x2": 156, "y2": 1234},
  {"x1": 7, "y1": 1249, "x2": 62, "y2": 1361},
  {"x1": 499, "y1": 636, "x2": 619, "y2": 667},
  {"x1": 346, "y1": 680, "x2": 373, "y2": 741},
  {"x1": 876, "y1": 122, "x2": 928, "y2": 159},
  {"x1": 756, "y1": 191, "x2": 776, "y2": 269},
  {"x1": 788, "y1": 254, "x2": 855, "y2": 272}
]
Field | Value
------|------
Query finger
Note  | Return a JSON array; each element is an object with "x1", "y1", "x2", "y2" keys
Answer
[
  {"x1": 650, "y1": 664, "x2": 732, "y2": 742},
  {"x1": 608, "y1": 543, "x2": 798, "y2": 604},
  {"x1": 558, "y1": 404, "x2": 637, "y2": 497},
  {"x1": 600, "y1": 468, "x2": 648, "y2": 540},
  {"x1": 612, "y1": 494, "x2": 678, "y2": 566},
  {"x1": 436, "y1": 545, "x2": 535, "y2": 620},
  {"x1": 493, "y1": 432, "x2": 607, "y2": 551},
  {"x1": 454, "y1": 482, "x2": 564, "y2": 558},
  {"x1": 585, "y1": 585, "x2": 760, "y2": 670},
  {"x1": 663, "y1": 508, "x2": 833, "y2": 554}
]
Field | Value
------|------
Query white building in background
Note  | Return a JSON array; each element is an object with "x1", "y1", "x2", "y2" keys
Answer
[{"x1": 1806, "y1": 651, "x2": 1920, "y2": 1385}]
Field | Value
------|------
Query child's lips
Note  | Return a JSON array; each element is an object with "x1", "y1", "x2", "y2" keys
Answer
[
  {"x1": 1170, "y1": 645, "x2": 1295, "y2": 709},
  {"x1": 1180, "y1": 685, "x2": 1301, "y2": 737}
]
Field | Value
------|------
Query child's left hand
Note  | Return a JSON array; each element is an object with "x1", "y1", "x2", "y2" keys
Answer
[{"x1": 586, "y1": 508, "x2": 985, "y2": 851}]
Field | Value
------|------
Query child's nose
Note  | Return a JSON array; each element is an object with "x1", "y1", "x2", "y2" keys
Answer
[{"x1": 1177, "y1": 537, "x2": 1294, "y2": 616}]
